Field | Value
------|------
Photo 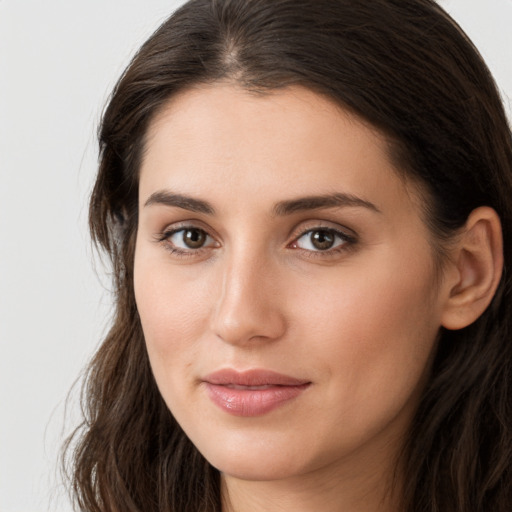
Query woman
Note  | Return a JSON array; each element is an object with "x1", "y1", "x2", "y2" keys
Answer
[{"x1": 65, "y1": 0, "x2": 512, "y2": 510}]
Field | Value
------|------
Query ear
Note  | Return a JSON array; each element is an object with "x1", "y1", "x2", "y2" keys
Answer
[{"x1": 441, "y1": 206, "x2": 503, "y2": 330}]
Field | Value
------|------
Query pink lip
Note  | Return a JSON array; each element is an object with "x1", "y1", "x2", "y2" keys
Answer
[{"x1": 202, "y1": 369, "x2": 311, "y2": 417}]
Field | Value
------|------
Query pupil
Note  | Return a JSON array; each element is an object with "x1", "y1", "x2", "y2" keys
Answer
[
  {"x1": 312, "y1": 230, "x2": 334, "y2": 250},
  {"x1": 184, "y1": 229, "x2": 206, "y2": 248}
]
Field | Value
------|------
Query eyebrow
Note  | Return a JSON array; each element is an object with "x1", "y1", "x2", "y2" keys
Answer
[
  {"x1": 272, "y1": 193, "x2": 381, "y2": 216},
  {"x1": 144, "y1": 191, "x2": 215, "y2": 214},
  {"x1": 143, "y1": 190, "x2": 380, "y2": 216}
]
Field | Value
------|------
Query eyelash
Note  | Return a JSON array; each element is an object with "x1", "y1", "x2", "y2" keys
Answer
[
  {"x1": 155, "y1": 225, "x2": 217, "y2": 259},
  {"x1": 155, "y1": 224, "x2": 357, "y2": 260},
  {"x1": 290, "y1": 227, "x2": 357, "y2": 259}
]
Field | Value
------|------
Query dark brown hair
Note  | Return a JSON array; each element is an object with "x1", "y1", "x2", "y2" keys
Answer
[{"x1": 64, "y1": 1, "x2": 512, "y2": 510}]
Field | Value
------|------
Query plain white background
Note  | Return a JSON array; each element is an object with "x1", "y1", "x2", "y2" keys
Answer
[{"x1": 0, "y1": 1, "x2": 511, "y2": 511}]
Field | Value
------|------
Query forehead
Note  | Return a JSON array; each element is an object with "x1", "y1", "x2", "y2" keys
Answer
[{"x1": 139, "y1": 83, "x2": 416, "y2": 218}]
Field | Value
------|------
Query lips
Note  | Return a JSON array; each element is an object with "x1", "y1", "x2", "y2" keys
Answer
[{"x1": 202, "y1": 369, "x2": 311, "y2": 417}]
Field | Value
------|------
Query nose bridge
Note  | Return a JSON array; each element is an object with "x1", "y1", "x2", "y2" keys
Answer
[{"x1": 212, "y1": 243, "x2": 285, "y2": 345}]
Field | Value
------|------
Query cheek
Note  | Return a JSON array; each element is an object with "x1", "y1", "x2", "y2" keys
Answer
[
  {"x1": 133, "y1": 252, "x2": 211, "y2": 402},
  {"x1": 309, "y1": 243, "x2": 438, "y2": 339},
  {"x1": 292, "y1": 250, "x2": 440, "y2": 420}
]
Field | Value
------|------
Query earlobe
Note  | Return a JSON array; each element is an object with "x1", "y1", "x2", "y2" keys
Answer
[{"x1": 441, "y1": 207, "x2": 503, "y2": 330}]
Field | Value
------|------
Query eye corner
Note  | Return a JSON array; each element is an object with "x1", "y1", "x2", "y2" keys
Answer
[
  {"x1": 153, "y1": 224, "x2": 220, "y2": 260},
  {"x1": 288, "y1": 225, "x2": 358, "y2": 257}
]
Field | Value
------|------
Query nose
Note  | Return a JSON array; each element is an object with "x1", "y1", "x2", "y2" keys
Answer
[{"x1": 210, "y1": 250, "x2": 287, "y2": 346}]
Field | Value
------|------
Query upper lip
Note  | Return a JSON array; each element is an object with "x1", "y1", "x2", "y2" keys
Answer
[{"x1": 203, "y1": 368, "x2": 310, "y2": 387}]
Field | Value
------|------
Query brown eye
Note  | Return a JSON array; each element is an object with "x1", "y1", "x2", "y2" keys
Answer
[
  {"x1": 293, "y1": 228, "x2": 352, "y2": 252},
  {"x1": 310, "y1": 230, "x2": 335, "y2": 250},
  {"x1": 182, "y1": 228, "x2": 207, "y2": 249},
  {"x1": 164, "y1": 227, "x2": 215, "y2": 251}
]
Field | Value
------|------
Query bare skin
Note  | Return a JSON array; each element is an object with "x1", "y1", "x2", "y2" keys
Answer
[{"x1": 134, "y1": 84, "x2": 502, "y2": 511}]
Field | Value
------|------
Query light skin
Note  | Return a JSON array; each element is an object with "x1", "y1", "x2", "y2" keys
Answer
[{"x1": 134, "y1": 84, "x2": 503, "y2": 512}]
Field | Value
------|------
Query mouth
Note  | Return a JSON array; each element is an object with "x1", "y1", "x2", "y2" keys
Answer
[{"x1": 202, "y1": 369, "x2": 311, "y2": 417}]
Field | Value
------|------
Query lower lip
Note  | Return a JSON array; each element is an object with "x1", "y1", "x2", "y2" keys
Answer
[{"x1": 205, "y1": 383, "x2": 310, "y2": 417}]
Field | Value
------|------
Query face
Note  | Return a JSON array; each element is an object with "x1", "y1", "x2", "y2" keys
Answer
[{"x1": 134, "y1": 84, "x2": 447, "y2": 484}]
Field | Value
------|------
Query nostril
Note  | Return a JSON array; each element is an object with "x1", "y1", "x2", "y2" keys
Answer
[{"x1": 210, "y1": 258, "x2": 286, "y2": 345}]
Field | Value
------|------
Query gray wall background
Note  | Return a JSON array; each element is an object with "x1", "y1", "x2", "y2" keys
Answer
[{"x1": 1, "y1": 1, "x2": 511, "y2": 510}]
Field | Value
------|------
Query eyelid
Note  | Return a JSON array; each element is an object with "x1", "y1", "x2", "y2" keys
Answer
[
  {"x1": 158, "y1": 225, "x2": 211, "y2": 240},
  {"x1": 153, "y1": 219, "x2": 357, "y2": 258},
  {"x1": 167, "y1": 228, "x2": 217, "y2": 247},
  {"x1": 156, "y1": 219, "x2": 218, "y2": 241},
  {"x1": 154, "y1": 221, "x2": 221, "y2": 256},
  {"x1": 287, "y1": 221, "x2": 358, "y2": 255},
  {"x1": 288, "y1": 220, "x2": 357, "y2": 242}
]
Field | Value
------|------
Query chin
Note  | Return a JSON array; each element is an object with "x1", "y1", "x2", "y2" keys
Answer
[
  {"x1": 210, "y1": 451, "x2": 305, "y2": 482},
  {"x1": 190, "y1": 426, "x2": 326, "y2": 483}
]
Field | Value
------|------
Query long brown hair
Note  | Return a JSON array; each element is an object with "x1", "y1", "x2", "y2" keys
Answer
[{"x1": 64, "y1": 1, "x2": 512, "y2": 510}]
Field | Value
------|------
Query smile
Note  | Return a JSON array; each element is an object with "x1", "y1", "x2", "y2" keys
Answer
[{"x1": 202, "y1": 369, "x2": 311, "y2": 417}]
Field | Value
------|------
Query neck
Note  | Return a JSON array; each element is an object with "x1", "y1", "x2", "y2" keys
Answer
[{"x1": 221, "y1": 445, "x2": 403, "y2": 512}]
